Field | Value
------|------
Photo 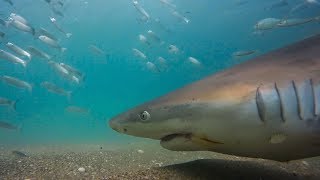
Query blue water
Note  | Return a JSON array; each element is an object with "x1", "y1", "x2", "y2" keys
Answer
[{"x1": 0, "y1": 0, "x2": 319, "y2": 145}]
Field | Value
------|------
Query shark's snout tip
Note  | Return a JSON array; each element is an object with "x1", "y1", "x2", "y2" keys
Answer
[{"x1": 108, "y1": 118, "x2": 128, "y2": 133}]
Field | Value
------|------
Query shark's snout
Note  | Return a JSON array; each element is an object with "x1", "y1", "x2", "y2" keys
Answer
[{"x1": 109, "y1": 118, "x2": 128, "y2": 133}]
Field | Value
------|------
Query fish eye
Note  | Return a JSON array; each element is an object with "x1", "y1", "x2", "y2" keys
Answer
[{"x1": 139, "y1": 111, "x2": 150, "y2": 121}]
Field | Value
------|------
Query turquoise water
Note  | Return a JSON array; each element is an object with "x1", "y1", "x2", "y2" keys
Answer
[{"x1": 0, "y1": 0, "x2": 319, "y2": 145}]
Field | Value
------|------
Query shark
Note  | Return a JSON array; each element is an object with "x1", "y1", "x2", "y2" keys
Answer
[{"x1": 110, "y1": 34, "x2": 320, "y2": 161}]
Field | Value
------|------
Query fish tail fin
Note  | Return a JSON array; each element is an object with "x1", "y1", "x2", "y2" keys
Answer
[
  {"x1": 10, "y1": 99, "x2": 19, "y2": 111},
  {"x1": 31, "y1": 27, "x2": 36, "y2": 36},
  {"x1": 5, "y1": 20, "x2": 10, "y2": 28},
  {"x1": 66, "y1": 33, "x2": 72, "y2": 38},
  {"x1": 28, "y1": 85, "x2": 33, "y2": 93},
  {"x1": 67, "y1": 91, "x2": 72, "y2": 102},
  {"x1": 16, "y1": 122, "x2": 23, "y2": 133},
  {"x1": 28, "y1": 54, "x2": 32, "y2": 61}
]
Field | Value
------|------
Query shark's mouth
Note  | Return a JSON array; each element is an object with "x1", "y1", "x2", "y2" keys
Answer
[
  {"x1": 160, "y1": 133, "x2": 224, "y2": 145},
  {"x1": 160, "y1": 133, "x2": 192, "y2": 142}
]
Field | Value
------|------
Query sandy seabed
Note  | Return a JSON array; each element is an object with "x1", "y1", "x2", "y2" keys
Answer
[{"x1": 1, "y1": 141, "x2": 320, "y2": 180}]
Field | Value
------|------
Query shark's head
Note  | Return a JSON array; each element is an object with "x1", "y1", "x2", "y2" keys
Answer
[{"x1": 109, "y1": 76, "x2": 257, "y2": 151}]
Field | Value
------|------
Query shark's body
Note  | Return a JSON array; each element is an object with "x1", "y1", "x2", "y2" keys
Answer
[{"x1": 110, "y1": 34, "x2": 320, "y2": 161}]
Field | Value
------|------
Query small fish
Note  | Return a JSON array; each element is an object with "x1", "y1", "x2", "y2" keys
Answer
[
  {"x1": 38, "y1": 35, "x2": 66, "y2": 52},
  {"x1": 3, "y1": 0, "x2": 13, "y2": 6},
  {"x1": 8, "y1": 18, "x2": 35, "y2": 35},
  {"x1": 0, "y1": 75, "x2": 32, "y2": 92},
  {"x1": 168, "y1": 44, "x2": 179, "y2": 54},
  {"x1": 49, "y1": 61, "x2": 80, "y2": 84},
  {"x1": 254, "y1": 18, "x2": 281, "y2": 30},
  {"x1": 132, "y1": 48, "x2": 147, "y2": 60},
  {"x1": 6, "y1": 42, "x2": 32, "y2": 60},
  {"x1": 12, "y1": 151, "x2": 28, "y2": 157},
  {"x1": 0, "y1": 121, "x2": 19, "y2": 130},
  {"x1": 187, "y1": 57, "x2": 202, "y2": 66},
  {"x1": 234, "y1": 0, "x2": 248, "y2": 6},
  {"x1": 265, "y1": 0, "x2": 288, "y2": 11},
  {"x1": 232, "y1": 50, "x2": 257, "y2": 57},
  {"x1": 132, "y1": 0, "x2": 150, "y2": 21},
  {"x1": 277, "y1": 18, "x2": 314, "y2": 27},
  {"x1": 0, "y1": 97, "x2": 18, "y2": 110},
  {"x1": 65, "y1": 106, "x2": 90, "y2": 114},
  {"x1": 41, "y1": 81, "x2": 72, "y2": 100},
  {"x1": 172, "y1": 11, "x2": 189, "y2": 24},
  {"x1": 59, "y1": 63, "x2": 85, "y2": 81},
  {"x1": 49, "y1": 17, "x2": 72, "y2": 38},
  {"x1": 146, "y1": 61, "x2": 160, "y2": 73},
  {"x1": 88, "y1": 45, "x2": 106, "y2": 56},
  {"x1": 51, "y1": 6, "x2": 64, "y2": 17},
  {"x1": 9, "y1": 13, "x2": 30, "y2": 26},
  {"x1": 0, "y1": 49, "x2": 28, "y2": 68},
  {"x1": 160, "y1": 0, "x2": 176, "y2": 9},
  {"x1": 147, "y1": 30, "x2": 163, "y2": 44},
  {"x1": 156, "y1": 57, "x2": 169, "y2": 71},
  {"x1": 138, "y1": 34, "x2": 151, "y2": 46},
  {"x1": 27, "y1": 46, "x2": 51, "y2": 61},
  {"x1": 38, "y1": 28, "x2": 58, "y2": 41},
  {"x1": 157, "y1": 56, "x2": 167, "y2": 65}
]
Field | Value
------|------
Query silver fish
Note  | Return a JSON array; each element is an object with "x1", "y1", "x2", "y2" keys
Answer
[
  {"x1": 59, "y1": 63, "x2": 85, "y2": 81},
  {"x1": 132, "y1": 0, "x2": 150, "y2": 21},
  {"x1": 6, "y1": 42, "x2": 32, "y2": 60},
  {"x1": 0, "y1": 97, "x2": 18, "y2": 110},
  {"x1": 254, "y1": 18, "x2": 281, "y2": 30},
  {"x1": 132, "y1": 48, "x2": 147, "y2": 60},
  {"x1": 0, "y1": 121, "x2": 19, "y2": 130},
  {"x1": 232, "y1": 50, "x2": 257, "y2": 57},
  {"x1": 172, "y1": 11, "x2": 189, "y2": 24},
  {"x1": 0, "y1": 75, "x2": 32, "y2": 92},
  {"x1": 265, "y1": 0, "x2": 288, "y2": 11},
  {"x1": 38, "y1": 35, "x2": 66, "y2": 52},
  {"x1": 0, "y1": 49, "x2": 28, "y2": 68},
  {"x1": 8, "y1": 18, "x2": 35, "y2": 35},
  {"x1": 49, "y1": 61, "x2": 80, "y2": 84},
  {"x1": 187, "y1": 57, "x2": 202, "y2": 66},
  {"x1": 88, "y1": 45, "x2": 106, "y2": 56},
  {"x1": 168, "y1": 44, "x2": 179, "y2": 54},
  {"x1": 27, "y1": 46, "x2": 51, "y2": 61},
  {"x1": 38, "y1": 27, "x2": 58, "y2": 41},
  {"x1": 147, "y1": 30, "x2": 163, "y2": 44},
  {"x1": 138, "y1": 34, "x2": 150, "y2": 46},
  {"x1": 160, "y1": 0, "x2": 176, "y2": 10},
  {"x1": 146, "y1": 61, "x2": 160, "y2": 73},
  {"x1": 12, "y1": 150, "x2": 27, "y2": 157},
  {"x1": 9, "y1": 13, "x2": 29, "y2": 25},
  {"x1": 41, "y1": 81, "x2": 71, "y2": 99},
  {"x1": 49, "y1": 17, "x2": 72, "y2": 38},
  {"x1": 65, "y1": 106, "x2": 90, "y2": 114},
  {"x1": 277, "y1": 18, "x2": 314, "y2": 27}
]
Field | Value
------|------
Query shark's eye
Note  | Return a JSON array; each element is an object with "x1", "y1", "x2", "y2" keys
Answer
[{"x1": 139, "y1": 111, "x2": 150, "y2": 121}]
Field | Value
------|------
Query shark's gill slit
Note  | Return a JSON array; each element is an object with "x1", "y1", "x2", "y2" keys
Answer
[
  {"x1": 275, "y1": 82, "x2": 285, "y2": 122},
  {"x1": 292, "y1": 80, "x2": 303, "y2": 120},
  {"x1": 310, "y1": 78, "x2": 317, "y2": 117},
  {"x1": 255, "y1": 86, "x2": 265, "y2": 122}
]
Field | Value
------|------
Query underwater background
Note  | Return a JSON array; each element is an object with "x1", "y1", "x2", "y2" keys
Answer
[{"x1": 0, "y1": 0, "x2": 319, "y2": 146}]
